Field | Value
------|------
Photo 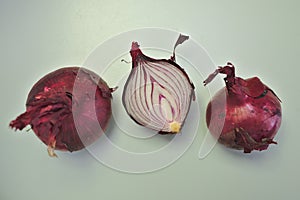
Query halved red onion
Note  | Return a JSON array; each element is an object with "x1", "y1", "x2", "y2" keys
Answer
[{"x1": 122, "y1": 34, "x2": 195, "y2": 134}]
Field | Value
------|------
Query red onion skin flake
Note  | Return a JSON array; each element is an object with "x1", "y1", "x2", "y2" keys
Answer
[
  {"x1": 204, "y1": 62, "x2": 282, "y2": 153},
  {"x1": 10, "y1": 67, "x2": 114, "y2": 157}
]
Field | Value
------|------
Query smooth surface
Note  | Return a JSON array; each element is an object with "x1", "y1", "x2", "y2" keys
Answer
[{"x1": 1, "y1": 0, "x2": 299, "y2": 200}]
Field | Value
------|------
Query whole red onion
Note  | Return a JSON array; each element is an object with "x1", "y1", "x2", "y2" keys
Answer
[
  {"x1": 204, "y1": 62, "x2": 282, "y2": 153},
  {"x1": 10, "y1": 67, "x2": 115, "y2": 157}
]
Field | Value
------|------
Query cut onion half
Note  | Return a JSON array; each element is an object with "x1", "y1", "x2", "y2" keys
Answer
[{"x1": 122, "y1": 34, "x2": 195, "y2": 134}]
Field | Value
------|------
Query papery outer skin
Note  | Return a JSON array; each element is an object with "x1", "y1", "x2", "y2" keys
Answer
[
  {"x1": 10, "y1": 67, "x2": 113, "y2": 153},
  {"x1": 206, "y1": 76, "x2": 282, "y2": 153}
]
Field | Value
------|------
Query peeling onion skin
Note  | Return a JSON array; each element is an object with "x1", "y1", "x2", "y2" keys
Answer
[
  {"x1": 10, "y1": 67, "x2": 114, "y2": 157},
  {"x1": 122, "y1": 35, "x2": 195, "y2": 134},
  {"x1": 204, "y1": 62, "x2": 282, "y2": 153}
]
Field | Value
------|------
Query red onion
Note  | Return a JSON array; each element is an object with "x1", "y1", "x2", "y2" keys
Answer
[
  {"x1": 204, "y1": 62, "x2": 282, "y2": 153},
  {"x1": 122, "y1": 34, "x2": 195, "y2": 134},
  {"x1": 10, "y1": 67, "x2": 115, "y2": 157}
]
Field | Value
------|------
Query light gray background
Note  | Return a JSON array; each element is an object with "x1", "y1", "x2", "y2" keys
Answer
[{"x1": 1, "y1": 0, "x2": 299, "y2": 200}]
